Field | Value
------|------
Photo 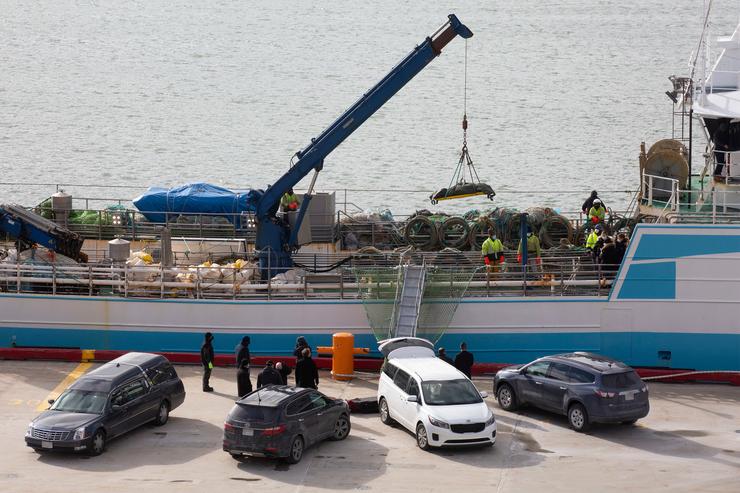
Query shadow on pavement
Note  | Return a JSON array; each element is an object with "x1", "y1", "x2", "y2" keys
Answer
[
  {"x1": 234, "y1": 434, "x2": 388, "y2": 489},
  {"x1": 35, "y1": 417, "x2": 222, "y2": 471}
]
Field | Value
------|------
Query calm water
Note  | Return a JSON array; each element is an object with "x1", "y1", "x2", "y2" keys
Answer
[{"x1": 1, "y1": 0, "x2": 738, "y2": 216}]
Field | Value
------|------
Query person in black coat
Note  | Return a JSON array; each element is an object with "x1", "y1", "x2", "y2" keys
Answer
[
  {"x1": 236, "y1": 359, "x2": 252, "y2": 397},
  {"x1": 293, "y1": 336, "x2": 310, "y2": 360},
  {"x1": 256, "y1": 361, "x2": 283, "y2": 388},
  {"x1": 438, "y1": 347, "x2": 454, "y2": 365},
  {"x1": 276, "y1": 361, "x2": 292, "y2": 385},
  {"x1": 201, "y1": 332, "x2": 215, "y2": 392},
  {"x1": 454, "y1": 342, "x2": 474, "y2": 379},
  {"x1": 295, "y1": 348, "x2": 319, "y2": 389},
  {"x1": 581, "y1": 190, "x2": 605, "y2": 215},
  {"x1": 235, "y1": 336, "x2": 251, "y2": 369}
]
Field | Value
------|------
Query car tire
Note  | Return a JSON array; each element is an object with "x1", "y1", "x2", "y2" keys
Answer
[
  {"x1": 379, "y1": 397, "x2": 394, "y2": 426},
  {"x1": 621, "y1": 419, "x2": 638, "y2": 426},
  {"x1": 568, "y1": 403, "x2": 591, "y2": 432},
  {"x1": 230, "y1": 453, "x2": 243, "y2": 460},
  {"x1": 154, "y1": 401, "x2": 170, "y2": 426},
  {"x1": 90, "y1": 429, "x2": 106, "y2": 456},
  {"x1": 330, "y1": 414, "x2": 351, "y2": 441},
  {"x1": 416, "y1": 422, "x2": 431, "y2": 451},
  {"x1": 285, "y1": 435, "x2": 304, "y2": 464},
  {"x1": 496, "y1": 383, "x2": 518, "y2": 411}
]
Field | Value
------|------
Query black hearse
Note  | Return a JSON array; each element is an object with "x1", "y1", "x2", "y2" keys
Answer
[{"x1": 25, "y1": 352, "x2": 185, "y2": 455}]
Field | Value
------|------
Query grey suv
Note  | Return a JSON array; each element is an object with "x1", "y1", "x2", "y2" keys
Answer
[{"x1": 493, "y1": 352, "x2": 649, "y2": 432}]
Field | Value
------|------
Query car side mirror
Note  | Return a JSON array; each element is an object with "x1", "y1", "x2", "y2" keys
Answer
[
  {"x1": 406, "y1": 395, "x2": 418, "y2": 403},
  {"x1": 479, "y1": 391, "x2": 488, "y2": 399},
  {"x1": 47, "y1": 399, "x2": 55, "y2": 405},
  {"x1": 111, "y1": 404, "x2": 122, "y2": 412}
]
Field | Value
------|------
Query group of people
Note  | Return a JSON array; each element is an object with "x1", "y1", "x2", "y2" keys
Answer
[
  {"x1": 437, "y1": 342, "x2": 475, "y2": 378},
  {"x1": 480, "y1": 227, "x2": 542, "y2": 273},
  {"x1": 199, "y1": 334, "x2": 320, "y2": 397},
  {"x1": 585, "y1": 225, "x2": 629, "y2": 272}
]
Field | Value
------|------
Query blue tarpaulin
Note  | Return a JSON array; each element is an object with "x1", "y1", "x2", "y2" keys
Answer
[{"x1": 133, "y1": 183, "x2": 260, "y2": 224}]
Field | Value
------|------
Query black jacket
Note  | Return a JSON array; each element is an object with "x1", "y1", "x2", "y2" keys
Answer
[
  {"x1": 438, "y1": 355, "x2": 454, "y2": 365},
  {"x1": 454, "y1": 351, "x2": 474, "y2": 378},
  {"x1": 235, "y1": 339, "x2": 251, "y2": 370},
  {"x1": 295, "y1": 357, "x2": 319, "y2": 389},
  {"x1": 256, "y1": 366, "x2": 283, "y2": 388},
  {"x1": 237, "y1": 367, "x2": 252, "y2": 397},
  {"x1": 201, "y1": 341, "x2": 214, "y2": 367},
  {"x1": 582, "y1": 195, "x2": 605, "y2": 214},
  {"x1": 277, "y1": 365, "x2": 292, "y2": 385}
]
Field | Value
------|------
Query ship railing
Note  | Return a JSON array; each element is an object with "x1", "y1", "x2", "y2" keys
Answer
[
  {"x1": 665, "y1": 188, "x2": 740, "y2": 224},
  {"x1": 0, "y1": 254, "x2": 620, "y2": 300},
  {"x1": 641, "y1": 172, "x2": 679, "y2": 214}
]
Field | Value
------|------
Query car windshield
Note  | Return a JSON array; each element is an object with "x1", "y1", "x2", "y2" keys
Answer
[
  {"x1": 50, "y1": 390, "x2": 108, "y2": 414},
  {"x1": 601, "y1": 371, "x2": 642, "y2": 389},
  {"x1": 421, "y1": 379, "x2": 483, "y2": 406}
]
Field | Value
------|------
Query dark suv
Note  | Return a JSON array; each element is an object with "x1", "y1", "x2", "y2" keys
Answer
[
  {"x1": 493, "y1": 352, "x2": 649, "y2": 432},
  {"x1": 25, "y1": 352, "x2": 185, "y2": 455}
]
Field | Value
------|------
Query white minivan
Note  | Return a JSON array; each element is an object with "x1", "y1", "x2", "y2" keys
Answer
[{"x1": 376, "y1": 337, "x2": 496, "y2": 450}]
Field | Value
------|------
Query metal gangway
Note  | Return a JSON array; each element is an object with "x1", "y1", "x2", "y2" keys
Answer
[{"x1": 391, "y1": 263, "x2": 426, "y2": 338}]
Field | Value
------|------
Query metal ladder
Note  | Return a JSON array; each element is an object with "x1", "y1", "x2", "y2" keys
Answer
[{"x1": 392, "y1": 263, "x2": 426, "y2": 338}]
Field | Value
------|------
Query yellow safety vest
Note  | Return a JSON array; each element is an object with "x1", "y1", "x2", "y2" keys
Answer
[
  {"x1": 517, "y1": 235, "x2": 541, "y2": 257},
  {"x1": 589, "y1": 206, "x2": 605, "y2": 221},
  {"x1": 481, "y1": 237, "x2": 503, "y2": 256},
  {"x1": 586, "y1": 231, "x2": 599, "y2": 249}
]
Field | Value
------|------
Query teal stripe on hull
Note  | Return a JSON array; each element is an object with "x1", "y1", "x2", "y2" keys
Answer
[{"x1": 1, "y1": 327, "x2": 737, "y2": 371}]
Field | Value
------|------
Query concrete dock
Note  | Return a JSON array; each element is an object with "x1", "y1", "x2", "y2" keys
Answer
[{"x1": 0, "y1": 361, "x2": 738, "y2": 492}]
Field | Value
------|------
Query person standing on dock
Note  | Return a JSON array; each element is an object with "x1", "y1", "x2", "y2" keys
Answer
[
  {"x1": 295, "y1": 348, "x2": 319, "y2": 389},
  {"x1": 281, "y1": 188, "x2": 301, "y2": 212},
  {"x1": 235, "y1": 336, "x2": 252, "y2": 396},
  {"x1": 438, "y1": 347, "x2": 454, "y2": 365},
  {"x1": 237, "y1": 359, "x2": 252, "y2": 397},
  {"x1": 276, "y1": 361, "x2": 292, "y2": 385},
  {"x1": 293, "y1": 336, "x2": 310, "y2": 360},
  {"x1": 481, "y1": 229, "x2": 504, "y2": 273},
  {"x1": 256, "y1": 361, "x2": 283, "y2": 388},
  {"x1": 454, "y1": 342, "x2": 474, "y2": 379},
  {"x1": 201, "y1": 332, "x2": 215, "y2": 392}
]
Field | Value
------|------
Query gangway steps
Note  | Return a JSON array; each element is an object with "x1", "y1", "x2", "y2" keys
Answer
[{"x1": 393, "y1": 265, "x2": 426, "y2": 338}]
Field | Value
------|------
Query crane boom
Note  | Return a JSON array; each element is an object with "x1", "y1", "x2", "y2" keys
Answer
[{"x1": 254, "y1": 14, "x2": 473, "y2": 275}]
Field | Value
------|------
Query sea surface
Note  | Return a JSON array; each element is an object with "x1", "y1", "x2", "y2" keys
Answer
[{"x1": 1, "y1": 0, "x2": 738, "y2": 216}]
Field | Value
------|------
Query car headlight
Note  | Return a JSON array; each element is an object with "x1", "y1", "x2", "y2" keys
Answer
[
  {"x1": 428, "y1": 416, "x2": 450, "y2": 429},
  {"x1": 485, "y1": 413, "x2": 495, "y2": 427},
  {"x1": 73, "y1": 427, "x2": 87, "y2": 440},
  {"x1": 25, "y1": 423, "x2": 33, "y2": 437}
]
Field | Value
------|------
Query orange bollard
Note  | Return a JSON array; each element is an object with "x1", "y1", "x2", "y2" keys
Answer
[{"x1": 316, "y1": 332, "x2": 369, "y2": 381}]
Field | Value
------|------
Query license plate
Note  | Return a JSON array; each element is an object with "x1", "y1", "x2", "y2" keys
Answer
[
  {"x1": 41, "y1": 441, "x2": 53, "y2": 449},
  {"x1": 242, "y1": 428, "x2": 253, "y2": 436},
  {"x1": 624, "y1": 393, "x2": 634, "y2": 401}
]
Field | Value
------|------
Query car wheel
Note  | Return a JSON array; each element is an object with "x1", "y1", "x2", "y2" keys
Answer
[
  {"x1": 330, "y1": 414, "x2": 351, "y2": 441},
  {"x1": 90, "y1": 429, "x2": 106, "y2": 456},
  {"x1": 379, "y1": 398, "x2": 394, "y2": 426},
  {"x1": 230, "y1": 453, "x2": 243, "y2": 460},
  {"x1": 496, "y1": 383, "x2": 518, "y2": 411},
  {"x1": 285, "y1": 435, "x2": 304, "y2": 464},
  {"x1": 154, "y1": 401, "x2": 170, "y2": 426},
  {"x1": 568, "y1": 403, "x2": 591, "y2": 432},
  {"x1": 621, "y1": 419, "x2": 638, "y2": 426},
  {"x1": 416, "y1": 422, "x2": 431, "y2": 451}
]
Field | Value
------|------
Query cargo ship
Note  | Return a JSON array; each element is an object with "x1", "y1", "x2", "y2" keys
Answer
[{"x1": 1, "y1": 14, "x2": 738, "y2": 374}]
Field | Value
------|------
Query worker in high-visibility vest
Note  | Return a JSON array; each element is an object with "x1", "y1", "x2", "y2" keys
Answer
[
  {"x1": 588, "y1": 198, "x2": 606, "y2": 225},
  {"x1": 481, "y1": 229, "x2": 505, "y2": 273},
  {"x1": 517, "y1": 227, "x2": 542, "y2": 275},
  {"x1": 280, "y1": 188, "x2": 301, "y2": 212},
  {"x1": 585, "y1": 224, "x2": 602, "y2": 262}
]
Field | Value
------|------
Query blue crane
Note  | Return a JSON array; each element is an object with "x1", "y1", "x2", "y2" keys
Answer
[
  {"x1": 0, "y1": 204, "x2": 86, "y2": 262},
  {"x1": 252, "y1": 14, "x2": 473, "y2": 275}
]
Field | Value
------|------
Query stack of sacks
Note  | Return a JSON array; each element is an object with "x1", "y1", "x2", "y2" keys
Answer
[
  {"x1": 270, "y1": 268, "x2": 306, "y2": 285},
  {"x1": 126, "y1": 251, "x2": 160, "y2": 282}
]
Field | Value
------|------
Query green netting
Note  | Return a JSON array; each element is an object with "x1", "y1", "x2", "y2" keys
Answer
[
  {"x1": 417, "y1": 266, "x2": 479, "y2": 344},
  {"x1": 353, "y1": 263, "x2": 479, "y2": 344},
  {"x1": 352, "y1": 266, "x2": 403, "y2": 341}
]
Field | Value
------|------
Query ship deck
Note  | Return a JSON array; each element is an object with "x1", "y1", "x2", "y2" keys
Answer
[{"x1": 1, "y1": 360, "x2": 738, "y2": 493}]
